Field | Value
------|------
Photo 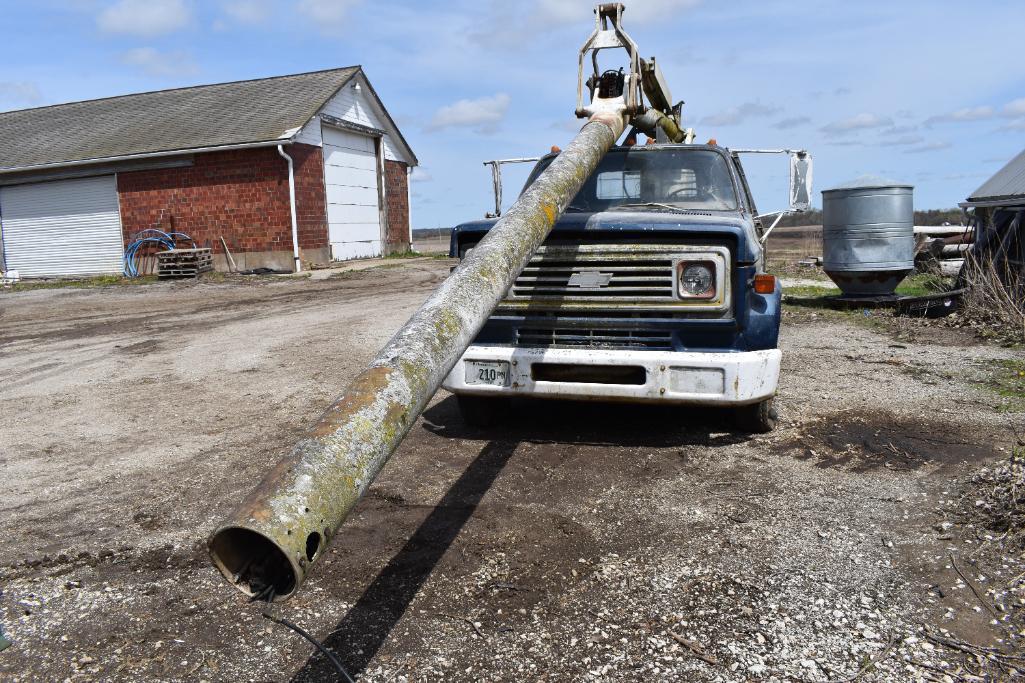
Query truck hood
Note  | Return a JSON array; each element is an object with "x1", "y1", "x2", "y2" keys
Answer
[{"x1": 452, "y1": 210, "x2": 762, "y2": 263}]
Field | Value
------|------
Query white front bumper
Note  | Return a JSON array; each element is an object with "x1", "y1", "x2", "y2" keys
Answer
[{"x1": 443, "y1": 346, "x2": 781, "y2": 406}]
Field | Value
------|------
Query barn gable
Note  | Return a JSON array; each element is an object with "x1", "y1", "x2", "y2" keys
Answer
[{"x1": 294, "y1": 71, "x2": 417, "y2": 166}]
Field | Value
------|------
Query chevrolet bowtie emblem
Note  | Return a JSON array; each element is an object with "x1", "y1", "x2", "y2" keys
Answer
[{"x1": 567, "y1": 271, "x2": 613, "y2": 288}]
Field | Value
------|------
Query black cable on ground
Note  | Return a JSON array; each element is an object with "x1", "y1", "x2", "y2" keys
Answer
[{"x1": 256, "y1": 587, "x2": 355, "y2": 683}]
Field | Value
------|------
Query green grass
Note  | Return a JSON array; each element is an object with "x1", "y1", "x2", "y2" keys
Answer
[
  {"x1": 782, "y1": 274, "x2": 951, "y2": 302},
  {"x1": 384, "y1": 249, "x2": 424, "y2": 259},
  {"x1": 981, "y1": 359, "x2": 1025, "y2": 413},
  {"x1": 895, "y1": 273, "x2": 949, "y2": 297},
  {"x1": 783, "y1": 283, "x2": 841, "y2": 298},
  {"x1": 1, "y1": 274, "x2": 159, "y2": 292},
  {"x1": 327, "y1": 263, "x2": 406, "y2": 279},
  {"x1": 385, "y1": 249, "x2": 452, "y2": 260}
]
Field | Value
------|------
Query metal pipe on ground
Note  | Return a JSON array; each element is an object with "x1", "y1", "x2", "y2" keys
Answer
[{"x1": 209, "y1": 112, "x2": 626, "y2": 601}]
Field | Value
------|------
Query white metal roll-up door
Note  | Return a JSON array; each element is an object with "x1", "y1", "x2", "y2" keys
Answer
[
  {"x1": 322, "y1": 126, "x2": 382, "y2": 260},
  {"x1": 0, "y1": 175, "x2": 124, "y2": 277}
]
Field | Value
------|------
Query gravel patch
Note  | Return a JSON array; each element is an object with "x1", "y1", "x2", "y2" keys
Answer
[{"x1": 0, "y1": 260, "x2": 1021, "y2": 681}]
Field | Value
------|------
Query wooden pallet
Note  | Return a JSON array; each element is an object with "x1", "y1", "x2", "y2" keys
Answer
[{"x1": 157, "y1": 248, "x2": 213, "y2": 278}]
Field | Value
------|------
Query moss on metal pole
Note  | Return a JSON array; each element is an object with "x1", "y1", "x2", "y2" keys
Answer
[{"x1": 209, "y1": 113, "x2": 625, "y2": 600}]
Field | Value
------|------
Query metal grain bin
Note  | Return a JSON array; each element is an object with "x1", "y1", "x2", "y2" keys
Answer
[{"x1": 822, "y1": 178, "x2": 914, "y2": 297}]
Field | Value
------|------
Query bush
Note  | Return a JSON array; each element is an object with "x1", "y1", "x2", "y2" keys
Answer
[{"x1": 959, "y1": 255, "x2": 1025, "y2": 344}]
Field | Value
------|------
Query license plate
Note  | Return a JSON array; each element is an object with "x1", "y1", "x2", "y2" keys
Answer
[{"x1": 465, "y1": 360, "x2": 510, "y2": 387}]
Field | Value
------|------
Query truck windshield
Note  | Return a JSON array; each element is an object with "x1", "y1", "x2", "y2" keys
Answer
[{"x1": 524, "y1": 148, "x2": 738, "y2": 212}]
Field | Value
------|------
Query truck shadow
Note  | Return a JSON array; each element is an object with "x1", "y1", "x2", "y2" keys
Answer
[
  {"x1": 289, "y1": 438, "x2": 518, "y2": 682},
  {"x1": 421, "y1": 393, "x2": 753, "y2": 449}
]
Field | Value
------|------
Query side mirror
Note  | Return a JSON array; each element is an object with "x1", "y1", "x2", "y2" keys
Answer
[
  {"x1": 789, "y1": 151, "x2": 813, "y2": 212},
  {"x1": 730, "y1": 147, "x2": 814, "y2": 242}
]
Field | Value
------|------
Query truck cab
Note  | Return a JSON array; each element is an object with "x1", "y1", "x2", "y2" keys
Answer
[{"x1": 443, "y1": 142, "x2": 810, "y2": 432}]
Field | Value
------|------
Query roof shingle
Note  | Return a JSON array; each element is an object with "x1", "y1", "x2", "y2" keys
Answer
[{"x1": 0, "y1": 67, "x2": 359, "y2": 172}]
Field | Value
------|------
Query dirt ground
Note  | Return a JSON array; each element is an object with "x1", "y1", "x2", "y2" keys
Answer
[{"x1": 1, "y1": 258, "x2": 1023, "y2": 682}]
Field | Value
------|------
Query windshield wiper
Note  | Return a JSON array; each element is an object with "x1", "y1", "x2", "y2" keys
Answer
[
  {"x1": 564, "y1": 205, "x2": 589, "y2": 212},
  {"x1": 613, "y1": 202, "x2": 689, "y2": 213}
]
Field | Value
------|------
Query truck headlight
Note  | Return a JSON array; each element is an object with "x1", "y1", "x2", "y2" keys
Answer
[{"x1": 678, "y1": 261, "x2": 716, "y2": 299}]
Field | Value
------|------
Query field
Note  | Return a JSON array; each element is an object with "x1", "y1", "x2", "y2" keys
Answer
[{"x1": 0, "y1": 258, "x2": 1022, "y2": 682}]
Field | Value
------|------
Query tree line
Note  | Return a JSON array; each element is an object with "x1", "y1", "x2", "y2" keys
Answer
[{"x1": 777, "y1": 208, "x2": 965, "y2": 227}]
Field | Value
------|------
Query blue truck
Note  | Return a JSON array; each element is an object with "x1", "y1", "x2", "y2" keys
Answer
[{"x1": 443, "y1": 142, "x2": 811, "y2": 432}]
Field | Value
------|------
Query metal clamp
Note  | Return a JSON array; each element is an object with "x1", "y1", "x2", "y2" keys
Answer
[{"x1": 576, "y1": 3, "x2": 643, "y2": 119}]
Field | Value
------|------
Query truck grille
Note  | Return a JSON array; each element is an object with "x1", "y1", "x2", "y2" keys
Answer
[
  {"x1": 511, "y1": 246, "x2": 675, "y2": 301},
  {"x1": 502, "y1": 243, "x2": 730, "y2": 313},
  {"x1": 517, "y1": 327, "x2": 673, "y2": 350}
]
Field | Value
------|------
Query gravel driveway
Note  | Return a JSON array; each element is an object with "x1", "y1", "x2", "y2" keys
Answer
[{"x1": 0, "y1": 259, "x2": 1021, "y2": 682}]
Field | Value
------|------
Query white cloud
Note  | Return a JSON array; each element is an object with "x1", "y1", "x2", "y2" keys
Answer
[
  {"x1": 296, "y1": 0, "x2": 361, "y2": 29},
  {"x1": 773, "y1": 116, "x2": 811, "y2": 130},
  {"x1": 948, "y1": 106, "x2": 994, "y2": 121},
  {"x1": 925, "y1": 105, "x2": 994, "y2": 125},
  {"x1": 98, "y1": 0, "x2": 190, "y2": 36},
  {"x1": 221, "y1": 0, "x2": 270, "y2": 24},
  {"x1": 121, "y1": 47, "x2": 198, "y2": 77},
  {"x1": 1001, "y1": 98, "x2": 1025, "y2": 118},
  {"x1": 410, "y1": 167, "x2": 433, "y2": 183},
  {"x1": 880, "y1": 124, "x2": 918, "y2": 136},
  {"x1": 877, "y1": 134, "x2": 924, "y2": 147},
  {"x1": 999, "y1": 119, "x2": 1025, "y2": 132},
  {"x1": 921, "y1": 98, "x2": 1025, "y2": 132},
  {"x1": 903, "y1": 141, "x2": 952, "y2": 154},
  {"x1": 700, "y1": 101, "x2": 779, "y2": 126},
  {"x1": 820, "y1": 113, "x2": 893, "y2": 135},
  {"x1": 0, "y1": 81, "x2": 43, "y2": 109},
  {"x1": 923, "y1": 98, "x2": 1025, "y2": 127},
  {"x1": 427, "y1": 94, "x2": 511, "y2": 134}
]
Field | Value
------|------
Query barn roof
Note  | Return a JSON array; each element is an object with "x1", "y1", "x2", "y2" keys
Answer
[
  {"x1": 964, "y1": 147, "x2": 1025, "y2": 207},
  {"x1": 0, "y1": 66, "x2": 413, "y2": 174}
]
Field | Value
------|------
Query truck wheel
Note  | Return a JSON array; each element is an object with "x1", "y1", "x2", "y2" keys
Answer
[
  {"x1": 456, "y1": 395, "x2": 509, "y2": 427},
  {"x1": 735, "y1": 398, "x2": 778, "y2": 433}
]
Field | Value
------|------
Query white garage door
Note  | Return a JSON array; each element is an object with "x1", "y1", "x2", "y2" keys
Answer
[
  {"x1": 0, "y1": 175, "x2": 124, "y2": 277},
  {"x1": 323, "y1": 127, "x2": 382, "y2": 260}
]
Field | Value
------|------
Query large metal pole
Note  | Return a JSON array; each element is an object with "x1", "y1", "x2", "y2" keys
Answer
[{"x1": 209, "y1": 112, "x2": 625, "y2": 600}]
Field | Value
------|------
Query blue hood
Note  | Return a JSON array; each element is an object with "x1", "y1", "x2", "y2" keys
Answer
[{"x1": 451, "y1": 210, "x2": 760, "y2": 263}]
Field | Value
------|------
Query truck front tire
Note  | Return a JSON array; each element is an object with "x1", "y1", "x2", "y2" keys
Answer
[
  {"x1": 735, "y1": 398, "x2": 778, "y2": 433},
  {"x1": 456, "y1": 395, "x2": 510, "y2": 427}
]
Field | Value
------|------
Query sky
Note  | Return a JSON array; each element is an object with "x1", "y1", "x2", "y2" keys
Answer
[{"x1": 2, "y1": 0, "x2": 1025, "y2": 228}]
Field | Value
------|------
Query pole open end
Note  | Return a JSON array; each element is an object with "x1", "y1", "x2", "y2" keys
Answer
[{"x1": 209, "y1": 526, "x2": 301, "y2": 601}]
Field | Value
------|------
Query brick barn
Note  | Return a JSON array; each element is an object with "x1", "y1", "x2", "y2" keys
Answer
[{"x1": 0, "y1": 67, "x2": 418, "y2": 277}]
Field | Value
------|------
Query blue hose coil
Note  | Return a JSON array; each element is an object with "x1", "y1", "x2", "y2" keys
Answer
[{"x1": 123, "y1": 230, "x2": 197, "y2": 277}]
